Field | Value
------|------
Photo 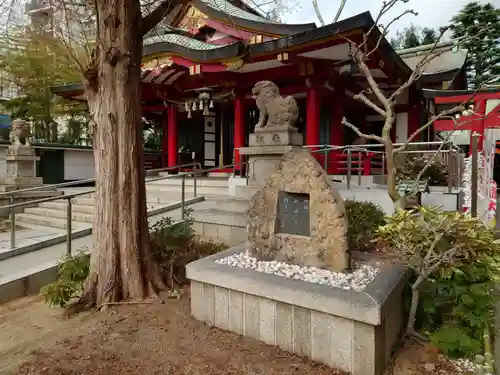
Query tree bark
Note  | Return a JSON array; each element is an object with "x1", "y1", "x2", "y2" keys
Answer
[
  {"x1": 382, "y1": 116, "x2": 402, "y2": 206},
  {"x1": 78, "y1": 0, "x2": 165, "y2": 308}
]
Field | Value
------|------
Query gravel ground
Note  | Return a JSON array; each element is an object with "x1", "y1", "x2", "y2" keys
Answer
[{"x1": 0, "y1": 293, "x2": 466, "y2": 375}]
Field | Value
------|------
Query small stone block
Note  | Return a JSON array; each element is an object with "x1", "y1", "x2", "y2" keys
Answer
[
  {"x1": 311, "y1": 310, "x2": 332, "y2": 365},
  {"x1": 293, "y1": 306, "x2": 311, "y2": 357},
  {"x1": 258, "y1": 297, "x2": 276, "y2": 345},
  {"x1": 214, "y1": 286, "x2": 230, "y2": 329},
  {"x1": 244, "y1": 294, "x2": 260, "y2": 339},
  {"x1": 202, "y1": 283, "x2": 215, "y2": 325},
  {"x1": 275, "y1": 302, "x2": 293, "y2": 352},
  {"x1": 228, "y1": 290, "x2": 244, "y2": 334}
]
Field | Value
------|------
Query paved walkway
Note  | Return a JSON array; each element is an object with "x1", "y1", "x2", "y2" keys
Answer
[
  {"x1": 0, "y1": 207, "x2": 183, "y2": 282},
  {"x1": 0, "y1": 228, "x2": 64, "y2": 253}
]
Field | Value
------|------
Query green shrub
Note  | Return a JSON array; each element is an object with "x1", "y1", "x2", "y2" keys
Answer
[
  {"x1": 41, "y1": 209, "x2": 227, "y2": 308},
  {"x1": 40, "y1": 249, "x2": 90, "y2": 307},
  {"x1": 151, "y1": 208, "x2": 226, "y2": 286},
  {"x1": 376, "y1": 206, "x2": 500, "y2": 357},
  {"x1": 344, "y1": 200, "x2": 386, "y2": 251},
  {"x1": 418, "y1": 253, "x2": 500, "y2": 357},
  {"x1": 395, "y1": 153, "x2": 448, "y2": 186}
]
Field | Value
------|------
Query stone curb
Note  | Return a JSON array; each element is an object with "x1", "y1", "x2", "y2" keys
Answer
[{"x1": 186, "y1": 246, "x2": 407, "y2": 326}]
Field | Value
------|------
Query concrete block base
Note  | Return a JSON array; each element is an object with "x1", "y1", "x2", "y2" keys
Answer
[{"x1": 187, "y1": 246, "x2": 407, "y2": 375}]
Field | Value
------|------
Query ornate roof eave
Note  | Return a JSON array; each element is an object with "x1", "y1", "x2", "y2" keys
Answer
[
  {"x1": 143, "y1": 39, "x2": 246, "y2": 63},
  {"x1": 142, "y1": 12, "x2": 411, "y2": 80},
  {"x1": 191, "y1": 0, "x2": 316, "y2": 37},
  {"x1": 249, "y1": 12, "x2": 412, "y2": 80},
  {"x1": 422, "y1": 86, "x2": 500, "y2": 99}
]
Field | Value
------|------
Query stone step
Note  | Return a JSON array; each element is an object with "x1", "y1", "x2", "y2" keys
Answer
[
  {"x1": 15, "y1": 213, "x2": 90, "y2": 230},
  {"x1": 23, "y1": 207, "x2": 94, "y2": 223},
  {"x1": 154, "y1": 175, "x2": 229, "y2": 187},
  {"x1": 192, "y1": 198, "x2": 249, "y2": 213},
  {"x1": 72, "y1": 197, "x2": 94, "y2": 206},
  {"x1": 39, "y1": 201, "x2": 94, "y2": 214},
  {"x1": 146, "y1": 184, "x2": 228, "y2": 196},
  {"x1": 191, "y1": 208, "x2": 246, "y2": 227}
]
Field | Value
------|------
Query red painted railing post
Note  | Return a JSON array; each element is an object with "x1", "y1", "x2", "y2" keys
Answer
[{"x1": 363, "y1": 152, "x2": 373, "y2": 175}]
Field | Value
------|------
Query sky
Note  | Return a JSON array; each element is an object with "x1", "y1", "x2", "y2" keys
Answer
[{"x1": 281, "y1": 0, "x2": 500, "y2": 37}]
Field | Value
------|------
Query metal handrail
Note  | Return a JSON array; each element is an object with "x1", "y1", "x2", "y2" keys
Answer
[
  {"x1": 3, "y1": 160, "x2": 247, "y2": 254},
  {"x1": 0, "y1": 162, "x2": 201, "y2": 198}
]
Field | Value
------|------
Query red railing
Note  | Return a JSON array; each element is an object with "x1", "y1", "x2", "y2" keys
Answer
[{"x1": 312, "y1": 150, "x2": 385, "y2": 176}]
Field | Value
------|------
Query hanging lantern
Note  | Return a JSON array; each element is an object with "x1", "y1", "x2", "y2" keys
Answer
[
  {"x1": 187, "y1": 109, "x2": 192, "y2": 119},
  {"x1": 203, "y1": 106, "x2": 209, "y2": 116}
]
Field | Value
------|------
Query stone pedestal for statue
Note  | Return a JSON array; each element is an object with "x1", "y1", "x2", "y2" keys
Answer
[
  {"x1": 0, "y1": 119, "x2": 61, "y2": 217},
  {"x1": 239, "y1": 125, "x2": 303, "y2": 185},
  {"x1": 1, "y1": 144, "x2": 43, "y2": 192}
]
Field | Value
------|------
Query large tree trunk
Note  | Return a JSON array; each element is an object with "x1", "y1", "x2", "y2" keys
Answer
[{"x1": 79, "y1": 0, "x2": 165, "y2": 308}]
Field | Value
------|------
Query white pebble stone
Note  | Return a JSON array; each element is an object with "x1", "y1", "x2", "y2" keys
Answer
[{"x1": 214, "y1": 252, "x2": 380, "y2": 291}]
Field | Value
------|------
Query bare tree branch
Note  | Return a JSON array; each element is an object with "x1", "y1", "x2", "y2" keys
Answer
[
  {"x1": 341, "y1": 117, "x2": 384, "y2": 143},
  {"x1": 332, "y1": 0, "x2": 347, "y2": 23},
  {"x1": 312, "y1": 0, "x2": 325, "y2": 26},
  {"x1": 141, "y1": 0, "x2": 187, "y2": 36},
  {"x1": 353, "y1": 90, "x2": 387, "y2": 117}
]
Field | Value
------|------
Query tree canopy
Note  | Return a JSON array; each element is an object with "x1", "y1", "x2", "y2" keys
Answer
[
  {"x1": 390, "y1": 24, "x2": 438, "y2": 50},
  {"x1": 0, "y1": 27, "x2": 85, "y2": 142},
  {"x1": 450, "y1": 1, "x2": 500, "y2": 88}
]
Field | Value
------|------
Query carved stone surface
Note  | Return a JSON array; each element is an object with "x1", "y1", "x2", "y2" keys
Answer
[
  {"x1": 252, "y1": 81, "x2": 299, "y2": 129},
  {"x1": 246, "y1": 149, "x2": 349, "y2": 272},
  {"x1": 9, "y1": 119, "x2": 32, "y2": 147}
]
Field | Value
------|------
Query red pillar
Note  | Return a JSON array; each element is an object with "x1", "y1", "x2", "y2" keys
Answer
[
  {"x1": 306, "y1": 87, "x2": 321, "y2": 147},
  {"x1": 407, "y1": 104, "x2": 422, "y2": 142},
  {"x1": 167, "y1": 105, "x2": 177, "y2": 168},
  {"x1": 161, "y1": 111, "x2": 168, "y2": 167},
  {"x1": 234, "y1": 96, "x2": 245, "y2": 169},
  {"x1": 407, "y1": 88, "x2": 422, "y2": 142}
]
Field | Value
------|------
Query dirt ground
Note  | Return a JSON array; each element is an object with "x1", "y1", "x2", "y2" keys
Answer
[{"x1": 0, "y1": 292, "x2": 461, "y2": 375}]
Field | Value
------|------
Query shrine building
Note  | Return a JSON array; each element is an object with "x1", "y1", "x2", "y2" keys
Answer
[{"x1": 52, "y1": 0, "x2": 469, "y2": 174}]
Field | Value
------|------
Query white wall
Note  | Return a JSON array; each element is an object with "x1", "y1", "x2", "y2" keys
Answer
[
  {"x1": 64, "y1": 150, "x2": 94, "y2": 180},
  {"x1": 395, "y1": 112, "x2": 408, "y2": 143}
]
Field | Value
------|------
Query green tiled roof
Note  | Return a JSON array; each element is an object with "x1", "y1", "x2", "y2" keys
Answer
[
  {"x1": 200, "y1": 0, "x2": 280, "y2": 24},
  {"x1": 144, "y1": 33, "x2": 231, "y2": 50}
]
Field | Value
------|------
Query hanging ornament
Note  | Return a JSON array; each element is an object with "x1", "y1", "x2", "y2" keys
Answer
[
  {"x1": 199, "y1": 101, "x2": 203, "y2": 111},
  {"x1": 192, "y1": 102, "x2": 197, "y2": 111},
  {"x1": 184, "y1": 102, "x2": 189, "y2": 112},
  {"x1": 203, "y1": 106, "x2": 209, "y2": 116},
  {"x1": 187, "y1": 109, "x2": 192, "y2": 119},
  {"x1": 209, "y1": 100, "x2": 214, "y2": 109}
]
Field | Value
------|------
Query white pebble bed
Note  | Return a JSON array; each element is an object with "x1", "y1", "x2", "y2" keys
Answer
[
  {"x1": 451, "y1": 358, "x2": 475, "y2": 374},
  {"x1": 214, "y1": 251, "x2": 380, "y2": 292}
]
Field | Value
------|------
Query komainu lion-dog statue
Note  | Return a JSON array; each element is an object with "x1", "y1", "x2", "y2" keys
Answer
[
  {"x1": 252, "y1": 81, "x2": 299, "y2": 129},
  {"x1": 9, "y1": 119, "x2": 32, "y2": 147}
]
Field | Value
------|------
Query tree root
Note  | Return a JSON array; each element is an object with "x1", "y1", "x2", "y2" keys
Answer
[
  {"x1": 406, "y1": 329, "x2": 429, "y2": 344},
  {"x1": 97, "y1": 300, "x2": 156, "y2": 311}
]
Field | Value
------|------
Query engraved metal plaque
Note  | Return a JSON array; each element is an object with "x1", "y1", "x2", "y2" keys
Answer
[{"x1": 275, "y1": 191, "x2": 310, "y2": 236}]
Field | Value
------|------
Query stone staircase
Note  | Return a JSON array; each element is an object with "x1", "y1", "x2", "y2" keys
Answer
[
  {"x1": 12, "y1": 175, "x2": 252, "y2": 246},
  {"x1": 15, "y1": 194, "x2": 175, "y2": 231}
]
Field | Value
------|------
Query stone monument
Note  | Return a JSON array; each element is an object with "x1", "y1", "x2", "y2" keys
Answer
[
  {"x1": 2, "y1": 119, "x2": 43, "y2": 192},
  {"x1": 246, "y1": 149, "x2": 350, "y2": 272},
  {"x1": 239, "y1": 81, "x2": 304, "y2": 185},
  {"x1": 0, "y1": 119, "x2": 61, "y2": 217}
]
